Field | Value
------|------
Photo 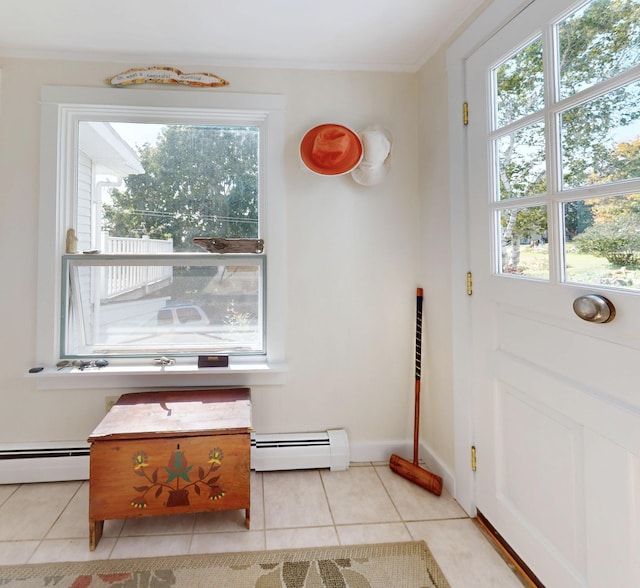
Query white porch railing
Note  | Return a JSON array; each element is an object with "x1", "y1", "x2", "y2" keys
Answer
[
  {"x1": 100, "y1": 233, "x2": 173, "y2": 299},
  {"x1": 103, "y1": 233, "x2": 173, "y2": 255}
]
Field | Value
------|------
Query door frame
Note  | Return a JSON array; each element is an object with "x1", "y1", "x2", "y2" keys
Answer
[{"x1": 446, "y1": 0, "x2": 534, "y2": 516}]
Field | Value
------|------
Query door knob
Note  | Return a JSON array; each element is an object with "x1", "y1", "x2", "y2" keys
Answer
[{"x1": 572, "y1": 295, "x2": 615, "y2": 323}]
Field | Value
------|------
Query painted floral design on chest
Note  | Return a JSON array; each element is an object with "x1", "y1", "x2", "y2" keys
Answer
[{"x1": 130, "y1": 447, "x2": 225, "y2": 509}]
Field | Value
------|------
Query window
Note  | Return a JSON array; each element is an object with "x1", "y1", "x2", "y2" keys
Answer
[
  {"x1": 37, "y1": 87, "x2": 285, "y2": 367},
  {"x1": 67, "y1": 120, "x2": 264, "y2": 358},
  {"x1": 489, "y1": 0, "x2": 640, "y2": 288}
]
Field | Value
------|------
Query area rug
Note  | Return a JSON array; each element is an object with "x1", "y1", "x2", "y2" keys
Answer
[{"x1": 0, "y1": 541, "x2": 450, "y2": 588}]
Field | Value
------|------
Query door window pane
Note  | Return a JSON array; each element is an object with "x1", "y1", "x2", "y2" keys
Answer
[
  {"x1": 496, "y1": 121, "x2": 546, "y2": 200},
  {"x1": 564, "y1": 195, "x2": 640, "y2": 289},
  {"x1": 494, "y1": 37, "x2": 544, "y2": 128},
  {"x1": 560, "y1": 81, "x2": 640, "y2": 190},
  {"x1": 484, "y1": 0, "x2": 640, "y2": 286},
  {"x1": 557, "y1": 0, "x2": 640, "y2": 100},
  {"x1": 499, "y1": 206, "x2": 549, "y2": 279}
]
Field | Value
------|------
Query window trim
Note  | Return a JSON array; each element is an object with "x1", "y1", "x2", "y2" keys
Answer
[{"x1": 36, "y1": 86, "x2": 286, "y2": 386}]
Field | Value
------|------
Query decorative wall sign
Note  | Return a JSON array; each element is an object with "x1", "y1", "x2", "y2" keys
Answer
[{"x1": 106, "y1": 66, "x2": 229, "y2": 88}]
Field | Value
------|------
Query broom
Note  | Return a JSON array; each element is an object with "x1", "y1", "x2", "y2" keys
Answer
[{"x1": 389, "y1": 287, "x2": 443, "y2": 496}]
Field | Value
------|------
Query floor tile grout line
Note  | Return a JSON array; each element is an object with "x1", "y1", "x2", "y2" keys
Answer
[
  {"x1": 107, "y1": 519, "x2": 125, "y2": 560},
  {"x1": 185, "y1": 509, "x2": 198, "y2": 554},
  {"x1": 258, "y1": 470, "x2": 267, "y2": 551},
  {"x1": 373, "y1": 461, "x2": 406, "y2": 523},
  {"x1": 104, "y1": 533, "x2": 118, "y2": 560},
  {"x1": 34, "y1": 481, "x2": 83, "y2": 541},
  {"x1": 46, "y1": 480, "x2": 85, "y2": 538},
  {"x1": 404, "y1": 521, "x2": 415, "y2": 540},
  {"x1": 24, "y1": 539, "x2": 43, "y2": 566},
  {"x1": 0, "y1": 483, "x2": 20, "y2": 510},
  {"x1": 15, "y1": 516, "x2": 459, "y2": 546},
  {"x1": 318, "y1": 468, "x2": 338, "y2": 532},
  {"x1": 18, "y1": 480, "x2": 83, "y2": 562}
]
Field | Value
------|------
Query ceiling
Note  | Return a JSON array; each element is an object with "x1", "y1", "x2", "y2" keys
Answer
[{"x1": 0, "y1": 0, "x2": 486, "y2": 72}]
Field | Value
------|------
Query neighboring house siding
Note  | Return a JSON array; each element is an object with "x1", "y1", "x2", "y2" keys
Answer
[
  {"x1": 74, "y1": 150, "x2": 94, "y2": 346},
  {"x1": 77, "y1": 150, "x2": 93, "y2": 251}
]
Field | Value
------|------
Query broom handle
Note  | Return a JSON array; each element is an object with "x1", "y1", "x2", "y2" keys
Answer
[{"x1": 414, "y1": 288, "x2": 423, "y2": 465}]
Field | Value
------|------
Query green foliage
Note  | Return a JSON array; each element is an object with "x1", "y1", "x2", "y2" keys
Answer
[
  {"x1": 496, "y1": 0, "x2": 640, "y2": 267},
  {"x1": 497, "y1": 123, "x2": 546, "y2": 201},
  {"x1": 500, "y1": 207, "x2": 547, "y2": 242},
  {"x1": 558, "y1": 0, "x2": 640, "y2": 97},
  {"x1": 574, "y1": 214, "x2": 640, "y2": 267},
  {"x1": 571, "y1": 159, "x2": 640, "y2": 268},
  {"x1": 602, "y1": 140, "x2": 640, "y2": 184},
  {"x1": 558, "y1": 0, "x2": 640, "y2": 188},
  {"x1": 496, "y1": 37, "x2": 544, "y2": 127},
  {"x1": 103, "y1": 125, "x2": 259, "y2": 251},
  {"x1": 564, "y1": 201, "x2": 594, "y2": 239}
]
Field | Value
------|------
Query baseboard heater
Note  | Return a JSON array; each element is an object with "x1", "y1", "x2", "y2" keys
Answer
[
  {"x1": 251, "y1": 429, "x2": 349, "y2": 472},
  {"x1": 0, "y1": 429, "x2": 349, "y2": 484},
  {"x1": 0, "y1": 442, "x2": 91, "y2": 484}
]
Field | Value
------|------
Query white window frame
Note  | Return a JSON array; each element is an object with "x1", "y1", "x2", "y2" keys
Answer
[{"x1": 35, "y1": 86, "x2": 286, "y2": 387}]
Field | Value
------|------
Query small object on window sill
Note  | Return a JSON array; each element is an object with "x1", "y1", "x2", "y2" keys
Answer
[
  {"x1": 198, "y1": 355, "x2": 229, "y2": 368},
  {"x1": 55, "y1": 359, "x2": 109, "y2": 371},
  {"x1": 29, "y1": 366, "x2": 44, "y2": 373},
  {"x1": 82, "y1": 249, "x2": 100, "y2": 254},
  {"x1": 192, "y1": 237, "x2": 264, "y2": 254},
  {"x1": 154, "y1": 356, "x2": 176, "y2": 366},
  {"x1": 66, "y1": 228, "x2": 78, "y2": 253}
]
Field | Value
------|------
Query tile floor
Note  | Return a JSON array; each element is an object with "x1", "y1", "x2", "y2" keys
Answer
[{"x1": 0, "y1": 463, "x2": 526, "y2": 587}]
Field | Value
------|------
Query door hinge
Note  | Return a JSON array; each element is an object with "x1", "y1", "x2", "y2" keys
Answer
[
  {"x1": 471, "y1": 445, "x2": 477, "y2": 472},
  {"x1": 463, "y1": 102, "x2": 469, "y2": 126},
  {"x1": 466, "y1": 272, "x2": 473, "y2": 295}
]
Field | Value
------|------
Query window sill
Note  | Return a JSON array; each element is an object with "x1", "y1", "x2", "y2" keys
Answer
[{"x1": 27, "y1": 362, "x2": 287, "y2": 390}]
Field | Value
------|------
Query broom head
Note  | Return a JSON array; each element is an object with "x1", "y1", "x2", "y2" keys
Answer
[{"x1": 389, "y1": 453, "x2": 443, "y2": 496}]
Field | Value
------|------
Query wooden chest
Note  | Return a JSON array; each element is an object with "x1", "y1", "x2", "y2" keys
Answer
[{"x1": 87, "y1": 388, "x2": 251, "y2": 550}]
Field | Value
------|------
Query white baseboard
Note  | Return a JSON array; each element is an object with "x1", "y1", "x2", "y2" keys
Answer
[
  {"x1": 0, "y1": 456, "x2": 90, "y2": 484},
  {"x1": 0, "y1": 438, "x2": 456, "y2": 499},
  {"x1": 0, "y1": 442, "x2": 90, "y2": 484}
]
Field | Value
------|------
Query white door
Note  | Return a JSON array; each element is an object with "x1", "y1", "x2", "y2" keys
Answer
[{"x1": 466, "y1": 0, "x2": 640, "y2": 586}]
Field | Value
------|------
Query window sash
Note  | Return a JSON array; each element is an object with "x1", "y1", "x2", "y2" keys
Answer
[{"x1": 61, "y1": 254, "x2": 266, "y2": 358}]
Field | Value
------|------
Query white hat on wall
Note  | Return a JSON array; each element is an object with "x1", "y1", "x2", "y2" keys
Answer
[{"x1": 351, "y1": 126, "x2": 393, "y2": 186}]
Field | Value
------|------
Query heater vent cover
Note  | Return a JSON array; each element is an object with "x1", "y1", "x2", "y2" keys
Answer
[{"x1": 251, "y1": 429, "x2": 349, "y2": 472}]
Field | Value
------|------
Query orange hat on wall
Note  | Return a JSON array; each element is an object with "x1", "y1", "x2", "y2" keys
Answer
[{"x1": 300, "y1": 124, "x2": 363, "y2": 176}]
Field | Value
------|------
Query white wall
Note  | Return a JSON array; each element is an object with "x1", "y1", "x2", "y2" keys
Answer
[
  {"x1": 417, "y1": 47, "x2": 456, "y2": 471},
  {"x1": 0, "y1": 59, "x2": 452, "y2": 469}
]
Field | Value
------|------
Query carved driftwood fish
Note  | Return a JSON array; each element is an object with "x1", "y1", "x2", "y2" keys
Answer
[
  {"x1": 192, "y1": 237, "x2": 264, "y2": 254},
  {"x1": 106, "y1": 66, "x2": 229, "y2": 88}
]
